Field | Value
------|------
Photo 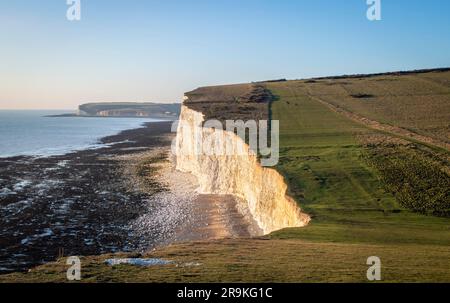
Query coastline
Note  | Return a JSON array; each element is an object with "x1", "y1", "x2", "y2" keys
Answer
[
  {"x1": 0, "y1": 122, "x2": 173, "y2": 273},
  {"x1": 44, "y1": 114, "x2": 178, "y2": 120},
  {"x1": 0, "y1": 121, "x2": 258, "y2": 274},
  {"x1": 0, "y1": 111, "x2": 167, "y2": 159}
]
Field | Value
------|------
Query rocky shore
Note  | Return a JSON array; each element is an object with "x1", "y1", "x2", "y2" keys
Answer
[{"x1": 0, "y1": 121, "x2": 258, "y2": 274}]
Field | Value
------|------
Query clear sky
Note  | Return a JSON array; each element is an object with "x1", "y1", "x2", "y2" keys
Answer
[{"x1": 1, "y1": 0, "x2": 449, "y2": 109}]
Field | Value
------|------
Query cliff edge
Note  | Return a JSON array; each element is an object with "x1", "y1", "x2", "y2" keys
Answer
[{"x1": 175, "y1": 84, "x2": 310, "y2": 234}]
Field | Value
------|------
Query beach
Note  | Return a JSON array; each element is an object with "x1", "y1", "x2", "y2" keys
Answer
[{"x1": 0, "y1": 121, "x2": 259, "y2": 274}]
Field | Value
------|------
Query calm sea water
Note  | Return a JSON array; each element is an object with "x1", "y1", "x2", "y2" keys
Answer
[{"x1": 0, "y1": 110, "x2": 161, "y2": 158}]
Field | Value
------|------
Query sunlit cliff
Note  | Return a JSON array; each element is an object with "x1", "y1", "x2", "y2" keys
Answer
[{"x1": 175, "y1": 104, "x2": 310, "y2": 234}]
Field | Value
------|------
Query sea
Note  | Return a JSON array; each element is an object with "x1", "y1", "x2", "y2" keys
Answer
[
  {"x1": 0, "y1": 110, "x2": 175, "y2": 273},
  {"x1": 0, "y1": 110, "x2": 162, "y2": 158}
]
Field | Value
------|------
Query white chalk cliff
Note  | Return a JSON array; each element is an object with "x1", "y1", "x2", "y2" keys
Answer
[{"x1": 175, "y1": 104, "x2": 310, "y2": 234}]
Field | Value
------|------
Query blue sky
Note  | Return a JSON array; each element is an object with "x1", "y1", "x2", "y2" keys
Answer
[{"x1": 1, "y1": 0, "x2": 449, "y2": 109}]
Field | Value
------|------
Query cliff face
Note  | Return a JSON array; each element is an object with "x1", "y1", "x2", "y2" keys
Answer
[{"x1": 175, "y1": 105, "x2": 310, "y2": 234}]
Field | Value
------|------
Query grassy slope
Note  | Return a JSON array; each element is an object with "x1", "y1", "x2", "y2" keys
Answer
[
  {"x1": 302, "y1": 71, "x2": 450, "y2": 143},
  {"x1": 2, "y1": 72, "x2": 449, "y2": 283},
  {"x1": 266, "y1": 82, "x2": 450, "y2": 246},
  {"x1": 2, "y1": 240, "x2": 449, "y2": 283}
]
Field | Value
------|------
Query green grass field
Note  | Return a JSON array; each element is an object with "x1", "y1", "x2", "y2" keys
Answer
[
  {"x1": 2, "y1": 71, "x2": 449, "y2": 283},
  {"x1": 266, "y1": 81, "x2": 450, "y2": 248},
  {"x1": 2, "y1": 239, "x2": 449, "y2": 283},
  {"x1": 300, "y1": 71, "x2": 450, "y2": 144}
]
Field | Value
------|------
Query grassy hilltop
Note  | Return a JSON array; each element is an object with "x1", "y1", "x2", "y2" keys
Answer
[{"x1": 2, "y1": 69, "x2": 449, "y2": 282}]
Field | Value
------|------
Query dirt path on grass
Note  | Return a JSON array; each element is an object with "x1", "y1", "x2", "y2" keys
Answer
[{"x1": 308, "y1": 94, "x2": 450, "y2": 151}]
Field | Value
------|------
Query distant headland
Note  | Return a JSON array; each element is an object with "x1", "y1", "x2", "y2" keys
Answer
[{"x1": 48, "y1": 102, "x2": 181, "y2": 119}]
